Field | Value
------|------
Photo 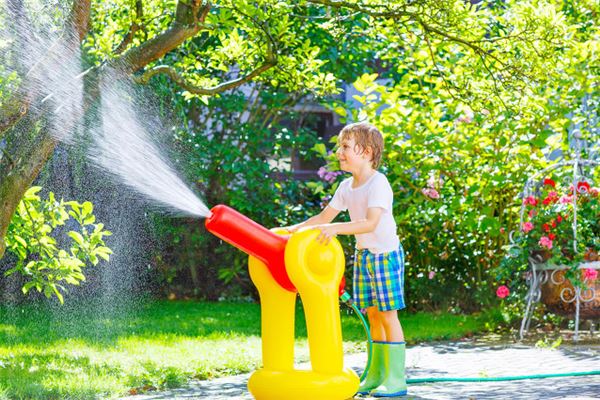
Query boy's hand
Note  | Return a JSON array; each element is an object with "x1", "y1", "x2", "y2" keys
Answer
[
  {"x1": 313, "y1": 224, "x2": 338, "y2": 245},
  {"x1": 281, "y1": 224, "x2": 300, "y2": 233}
]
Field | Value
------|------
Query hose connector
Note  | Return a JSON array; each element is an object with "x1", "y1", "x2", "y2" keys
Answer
[{"x1": 339, "y1": 291, "x2": 353, "y2": 305}]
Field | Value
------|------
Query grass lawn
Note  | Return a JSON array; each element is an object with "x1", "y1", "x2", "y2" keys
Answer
[{"x1": 0, "y1": 300, "x2": 500, "y2": 399}]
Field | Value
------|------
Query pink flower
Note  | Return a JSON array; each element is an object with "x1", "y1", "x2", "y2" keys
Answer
[
  {"x1": 427, "y1": 176, "x2": 437, "y2": 188},
  {"x1": 523, "y1": 196, "x2": 538, "y2": 206},
  {"x1": 317, "y1": 166, "x2": 327, "y2": 178},
  {"x1": 456, "y1": 114, "x2": 473, "y2": 123},
  {"x1": 317, "y1": 166, "x2": 341, "y2": 184},
  {"x1": 522, "y1": 222, "x2": 534, "y2": 233},
  {"x1": 584, "y1": 268, "x2": 598, "y2": 281},
  {"x1": 559, "y1": 195, "x2": 572, "y2": 204},
  {"x1": 428, "y1": 270, "x2": 436, "y2": 280},
  {"x1": 422, "y1": 188, "x2": 440, "y2": 199},
  {"x1": 539, "y1": 236, "x2": 553, "y2": 249},
  {"x1": 496, "y1": 285, "x2": 510, "y2": 299}
]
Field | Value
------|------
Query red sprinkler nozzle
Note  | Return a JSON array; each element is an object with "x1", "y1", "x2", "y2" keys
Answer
[{"x1": 205, "y1": 205, "x2": 296, "y2": 292}]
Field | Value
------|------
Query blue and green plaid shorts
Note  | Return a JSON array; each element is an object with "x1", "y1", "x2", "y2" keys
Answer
[{"x1": 353, "y1": 246, "x2": 405, "y2": 311}]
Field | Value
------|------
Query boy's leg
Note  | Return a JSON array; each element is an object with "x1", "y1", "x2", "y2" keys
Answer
[
  {"x1": 378, "y1": 310, "x2": 404, "y2": 342},
  {"x1": 357, "y1": 307, "x2": 387, "y2": 395},
  {"x1": 371, "y1": 310, "x2": 407, "y2": 396},
  {"x1": 354, "y1": 248, "x2": 386, "y2": 395},
  {"x1": 370, "y1": 248, "x2": 407, "y2": 396},
  {"x1": 366, "y1": 306, "x2": 385, "y2": 341}
]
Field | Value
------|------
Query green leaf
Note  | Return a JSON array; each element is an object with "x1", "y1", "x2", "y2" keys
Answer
[
  {"x1": 68, "y1": 231, "x2": 85, "y2": 246},
  {"x1": 95, "y1": 247, "x2": 113, "y2": 261},
  {"x1": 13, "y1": 235, "x2": 27, "y2": 248},
  {"x1": 22, "y1": 281, "x2": 38, "y2": 294},
  {"x1": 333, "y1": 106, "x2": 347, "y2": 117},
  {"x1": 81, "y1": 201, "x2": 93, "y2": 217},
  {"x1": 311, "y1": 143, "x2": 327, "y2": 157},
  {"x1": 23, "y1": 186, "x2": 42, "y2": 200}
]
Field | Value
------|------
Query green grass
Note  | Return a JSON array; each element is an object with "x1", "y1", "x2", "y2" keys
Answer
[{"x1": 0, "y1": 300, "x2": 499, "y2": 399}]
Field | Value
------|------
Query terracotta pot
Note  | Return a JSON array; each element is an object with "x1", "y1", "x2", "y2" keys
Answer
[{"x1": 540, "y1": 268, "x2": 600, "y2": 319}]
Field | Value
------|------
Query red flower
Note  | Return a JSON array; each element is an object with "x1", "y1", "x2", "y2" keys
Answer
[
  {"x1": 557, "y1": 214, "x2": 563, "y2": 223},
  {"x1": 542, "y1": 191, "x2": 558, "y2": 205},
  {"x1": 548, "y1": 233, "x2": 556, "y2": 240},
  {"x1": 551, "y1": 220, "x2": 557, "y2": 228},
  {"x1": 543, "y1": 178, "x2": 556, "y2": 188},
  {"x1": 542, "y1": 223, "x2": 550, "y2": 232},
  {"x1": 577, "y1": 181, "x2": 591, "y2": 193}
]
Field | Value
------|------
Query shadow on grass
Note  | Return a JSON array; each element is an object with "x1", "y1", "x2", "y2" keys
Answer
[{"x1": 0, "y1": 353, "x2": 121, "y2": 399}]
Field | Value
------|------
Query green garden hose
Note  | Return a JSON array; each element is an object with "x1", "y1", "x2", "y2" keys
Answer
[
  {"x1": 339, "y1": 293, "x2": 600, "y2": 384},
  {"x1": 340, "y1": 291, "x2": 373, "y2": 381},
  {"x1": 407, "y1": 370, "x2": 600, "y2": 384}
]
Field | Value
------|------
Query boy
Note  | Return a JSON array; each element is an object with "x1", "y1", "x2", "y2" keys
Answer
[{"x1": 285, "y1": 122, "x2": 407, "y2": 397}]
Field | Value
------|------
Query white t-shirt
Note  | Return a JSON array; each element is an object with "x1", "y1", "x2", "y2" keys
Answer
[{"x1": 329, "y1": 171, "x2": 400, "y2": 254}]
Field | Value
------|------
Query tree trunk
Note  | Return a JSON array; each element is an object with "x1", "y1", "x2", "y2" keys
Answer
[{"x1": 0, "y1": 114, "x2": 56, "y2": 259}]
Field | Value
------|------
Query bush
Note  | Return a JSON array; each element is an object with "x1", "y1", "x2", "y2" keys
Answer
[{"x1": 4, "y1": 186, "x2": 112, "y2": 303}]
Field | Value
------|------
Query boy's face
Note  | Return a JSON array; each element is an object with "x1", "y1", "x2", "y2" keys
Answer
[{"x1": 336, "y1": 136, "x2": 372, "y2": 173}]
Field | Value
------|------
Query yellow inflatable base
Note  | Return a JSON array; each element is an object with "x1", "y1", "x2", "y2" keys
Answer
[{"x1": 248, "y1": 368, "x2": 359, "y2": 400}]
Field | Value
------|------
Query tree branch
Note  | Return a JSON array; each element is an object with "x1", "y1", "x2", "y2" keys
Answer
[
  {"x1": 0, "y1": 99, "x2": 29, "y2": 135},
  {"x1": 114, "y1": 0, "x2": 145, "y2": 55},
  {"x1": 423, "y1": 33, "x2": 461, "y2": 103},
  {"x1": 133, "y1": 58, "x2": 276, "y2": 95},
  {"x1": 113, "y1": 0, "x2": 212, "y2": 74},
  {"x1": 308, "y1": 0, "x2": 533, "y2": 87},
  {"x1": 0, "y1": 122, "x2": 57, "y2": 260},
  {"x1": 307, "y1": 0, "x2": 412, "y2": 18}
]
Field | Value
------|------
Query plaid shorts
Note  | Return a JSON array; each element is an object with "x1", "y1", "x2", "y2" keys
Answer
[{"x1": 353, "y1": 246, "x2": 405, "y2": 311}]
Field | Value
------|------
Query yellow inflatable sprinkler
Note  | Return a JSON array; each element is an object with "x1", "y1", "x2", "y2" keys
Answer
[
  {"x1": 248, "y1": 228, "x2": 359, "y2": 400},
  {"x1": 204, "y1": 205, "x2": 359, "y2": 400}
]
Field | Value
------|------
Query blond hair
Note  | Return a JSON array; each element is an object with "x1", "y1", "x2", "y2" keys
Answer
[{"x1": 339, "y1": 122, "x2": 384, "y2": 169}]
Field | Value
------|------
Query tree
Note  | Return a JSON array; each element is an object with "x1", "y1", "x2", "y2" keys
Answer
[{"x1": 0, "y1": 0, "x2": 582, "y2": 267}]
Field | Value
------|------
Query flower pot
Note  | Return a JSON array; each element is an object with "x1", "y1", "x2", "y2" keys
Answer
[
  {"x1": 540, "y1": 266, "x2": 600, "y2": 319},
  {"x1": 530, "y1": 249, "x2": 552, "y2": 263}
]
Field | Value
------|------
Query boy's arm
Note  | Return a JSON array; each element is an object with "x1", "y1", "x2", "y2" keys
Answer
[
  {"x1": 314, "y1": 207, "x2": 383, "y2": 244},
  {"x1": 284, "y1": 205, "x2": 340, "y2": 233}
]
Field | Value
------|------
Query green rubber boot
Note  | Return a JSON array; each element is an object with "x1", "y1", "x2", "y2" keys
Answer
[
  {"x1": 371, "y1": 341, "x2": 408, "y2": 397},
  {"x1": 356, "y1": 341, "x2": 385, "y2": 395}
]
